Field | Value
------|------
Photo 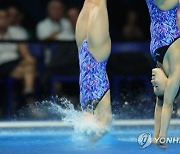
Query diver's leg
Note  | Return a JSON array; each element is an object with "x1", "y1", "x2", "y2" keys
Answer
[
  {"x1": 75, "y1": 0, "x2": 91, "y2": 47},
  {"x1": 87, "y1": 0, "x2": 112, "y2": 124},
  {"x1": 159, "y1": 39, "x2": 180, "y2": 141},
  {"x1": 87, "y1": 0, "x2": 111, "y2": 62},
  {"x1": 85, "y1": 0, "x2": 112, "y2": 140}
]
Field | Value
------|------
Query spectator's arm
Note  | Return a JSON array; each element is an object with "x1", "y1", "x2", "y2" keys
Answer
[
  {"x1": 154, "y1": 0, "x2": 178, "y2": 10},
  {"x1": 36, "y1": 23, "x2": 61, "y2": 40},
  {"x1": 56, "y1": 19, "x2": 75, "y2": 40},
  {"x1": 43, "y1": 31, "x2": 61, "y2": 41}
]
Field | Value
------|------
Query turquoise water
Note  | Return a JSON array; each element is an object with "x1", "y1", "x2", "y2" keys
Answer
[{"x1": 0, "y1": 126, "x2": 179, "y2": 154}]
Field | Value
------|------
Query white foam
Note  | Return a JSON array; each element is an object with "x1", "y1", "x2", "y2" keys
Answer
[{"x1": 34, "y1": 97, "x2": 109, "y2": 137}]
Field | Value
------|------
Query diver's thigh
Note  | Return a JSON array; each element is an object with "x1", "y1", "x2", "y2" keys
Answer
[
  {"x1": 87, "y1": 2, "x2": 111, "y2": 62},
  {"x1": 163, "y1": 39, "x2": 180, "y2": 76},
  {"x1": 75, "y1": 3, "x2": 91, "y2": 47}
]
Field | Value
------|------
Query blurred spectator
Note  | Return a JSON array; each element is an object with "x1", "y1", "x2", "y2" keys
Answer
[
  {"x1": 121, "y1": 9, "x2": 144, "y2": 41},
  {"x1": 36, "y1": 0, "x2": 74, "y2": 40},
  {"x1": 67, "y1": 7, "x2": 80, "y2": 31},
  {"x1": 7, "y1": 5, "x2": 28, "y2": 40},
  {"x1": 0, "y1": 8, "x2": 36, "y2": 104},
  {"x1": 40, "y1": 41, "x2": 79, "y2": 100}
]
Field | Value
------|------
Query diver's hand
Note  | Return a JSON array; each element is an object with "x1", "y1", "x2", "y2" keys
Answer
[{"x1": 151, "y1": 68, "x2": 168, "y2": 96}]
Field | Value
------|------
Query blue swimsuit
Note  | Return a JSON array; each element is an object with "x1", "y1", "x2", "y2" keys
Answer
[
  {"x1": 146, "y1": 0, "x2": 180, "y2": 98},
  {"x1": 146, "y1": 0, "x2": 180, "y2": 62},
  {"x1": 79, "y1": 39, "x2": 110, "y2": 110}
]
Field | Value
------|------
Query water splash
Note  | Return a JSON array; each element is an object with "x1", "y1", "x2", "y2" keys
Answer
[
  {"x1": 17, "y1": 97, "x2": 110, "y2": 138},
  {"x1": 52, "y1": 97, "x2": 109, "y2": 136}
]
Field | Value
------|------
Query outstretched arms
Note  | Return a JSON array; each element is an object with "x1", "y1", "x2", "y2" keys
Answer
[{"x1": 154, "y1": 0, "x2": 178, "y2": 10}]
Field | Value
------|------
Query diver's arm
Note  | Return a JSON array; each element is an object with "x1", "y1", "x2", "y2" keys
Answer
[{"x1": 154, "y1": 0, "x2": 178, "y2": 10}]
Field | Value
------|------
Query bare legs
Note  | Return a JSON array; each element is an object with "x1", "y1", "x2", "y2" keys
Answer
[
  {"x1": 11, "y1": 59, "x2": 36, "y2": 94},
  {"x1": 76, "y1": 0, "x2": 111, "y2": 61},
  {"x1": 76, "y1": 0, "x2": 112, "y2": 140}
]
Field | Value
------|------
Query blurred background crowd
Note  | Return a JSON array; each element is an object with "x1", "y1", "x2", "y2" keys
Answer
[{"x1": 0, "y1": 0, "x2": 179, "y2": 120}]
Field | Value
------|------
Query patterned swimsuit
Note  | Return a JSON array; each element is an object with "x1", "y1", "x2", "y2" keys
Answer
[
  {"x1": 146, "y1": 0, "x2": 180, "y2": 62},
  {"x1": 79, "y1": 39, "x2": 110, "y2": 110}
]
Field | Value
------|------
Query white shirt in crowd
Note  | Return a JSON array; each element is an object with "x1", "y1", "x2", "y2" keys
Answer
[
  {"x1": 10, "y1": 26, "x2": 28, "y2": 40},
  {"x1": 0, "y1": 27, "x2": 27, "y2": 65},
  {"x1": 36, "y1": 18, "x2": 75, "y2": 41}
]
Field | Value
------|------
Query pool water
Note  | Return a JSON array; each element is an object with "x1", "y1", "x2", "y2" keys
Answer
[{"x1": 0, "y1": 125, "x2": 179, "y2": 154}]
